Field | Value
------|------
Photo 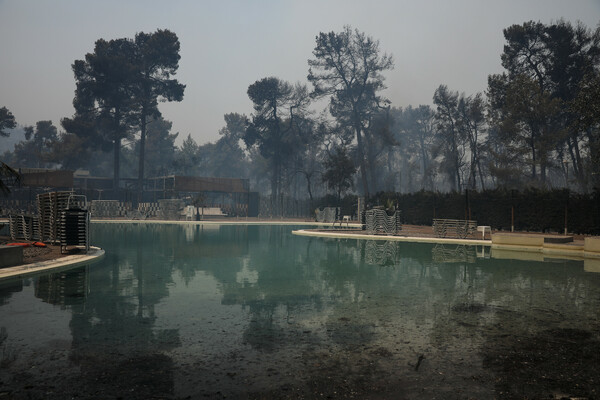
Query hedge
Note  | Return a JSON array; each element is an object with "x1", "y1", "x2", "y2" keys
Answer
[{"x1": 367, "y1": 188, "x2": 600, "y2": 235}]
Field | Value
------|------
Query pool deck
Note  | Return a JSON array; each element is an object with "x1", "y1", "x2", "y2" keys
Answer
[{"x1": 0, "y1": 247, "x2": 105, "y2": 281}]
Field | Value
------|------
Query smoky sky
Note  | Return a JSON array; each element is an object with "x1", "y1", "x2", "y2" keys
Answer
[{"x1": 0, "y1": 0, "x2": 598, "y2": 146}]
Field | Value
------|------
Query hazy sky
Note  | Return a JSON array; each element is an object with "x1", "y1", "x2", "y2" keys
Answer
[{"x1": 1, "y1": 0, "x2": 598, "y2": 146}]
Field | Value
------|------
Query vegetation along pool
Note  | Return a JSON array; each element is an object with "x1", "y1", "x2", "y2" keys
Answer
[{"x1": 1, "y1": 223, "x2": 599, "y2": 399}]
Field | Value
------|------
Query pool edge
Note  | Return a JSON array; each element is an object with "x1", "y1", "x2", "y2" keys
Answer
[{"x1": 0, "y1": 247, "x2": 105, "y2": 281}]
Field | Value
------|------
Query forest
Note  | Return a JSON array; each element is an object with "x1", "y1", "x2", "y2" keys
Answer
[{"x1": 1, "y1": 21, "x2": 600, "y2": 205}]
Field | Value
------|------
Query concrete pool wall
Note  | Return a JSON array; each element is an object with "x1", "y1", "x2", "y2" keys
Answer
[
  {"x1": 292, "y1": 229, "x2": 600, "y2": 265},
  {"x1": 0, "y1": 247, "x2": 105, "y2": 280}
]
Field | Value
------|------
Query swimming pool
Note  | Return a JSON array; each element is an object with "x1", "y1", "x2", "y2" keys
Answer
[{"x1": 1, "y1": 223, "x2": 599, "y2": 399}]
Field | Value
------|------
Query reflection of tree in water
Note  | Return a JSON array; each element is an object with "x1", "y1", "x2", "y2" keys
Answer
[
  {"x1": 64, "y1": 224, "x2": 182, "y2": 399},
  {"x1": 0, "y1": 281, "x2": 24, "y2": 369},
  {"x1": 84, "y1": 224, "x2": 600, "y2": 398},
  {"x1": 241, "y1": 301, "x2": 281, "y2": 351},
  {"x1": 215, "y1": 235, "x2": 441, "y2": 356},
  {"x1": 477, "y1": 258, "x2": 600, "y2": 398},
  {"x1": 0, "y1": 279, "x2": 22, "y2": 306},
  {"x1": 425, "y1": 255, "x2": 600, "y2": 398},
  {"x1": 168, "y1": 224, "x2": 250, "y2": 285},
  {"x1": 223, "y1": 226, "x2": 326, "y2": 351}
]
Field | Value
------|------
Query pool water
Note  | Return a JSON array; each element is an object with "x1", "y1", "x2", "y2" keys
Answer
[{"x1": 1, "y1": 223, "x2": 599, "y2": 399}]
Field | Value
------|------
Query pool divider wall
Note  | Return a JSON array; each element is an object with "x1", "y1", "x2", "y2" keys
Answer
[
  {"x1": 0, "y1": 245, "x2": 24, "y2": 268},
  {"x1": 585, "y1": 259, "x2": 600, "y2": 273},
  {"x1": 491, "y1": 233, "x2": 545, "y2": 248},
  {"x1": 489, "y1": 234, "x2": 600, "y2": 256},
  {"x1": 585, "y1": 237, "x2": 600, "y2": 259}
]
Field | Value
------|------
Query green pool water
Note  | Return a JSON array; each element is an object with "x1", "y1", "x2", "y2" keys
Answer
[{"x1": 1, "y1": 223, "x2": 599, "y2": 399}]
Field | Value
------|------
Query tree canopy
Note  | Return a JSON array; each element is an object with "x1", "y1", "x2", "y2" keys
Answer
[
  {"x1": 133, "y1": 29, "x2": 185, "y2": 196},
  {"x1": 244, "y1": 77, "x2": 310, "y2": 212},
  {"x1": 0, "y1": 107, "x2": 17, "y2": 138},
  {"x1": 63, "y1": 29, "x2": 184, "y2": 194},
  {"x1": 63, "y1": 37, "x2": 139, "y2": 190},
  {"x1": 308, "y1": 26, "x2": 393, "y2": 197},
  {"x1": 4, "y1": 21, "x2": 600, "y2": 208}
]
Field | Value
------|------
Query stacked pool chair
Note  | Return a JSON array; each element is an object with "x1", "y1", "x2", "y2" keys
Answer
[
  {"x1": 8, "y1": 214, "x2": 40, "y2": 241},
  {"x1": 37, "y1": 191, "x2": 74, "y2": 244},
  {"x1": 365, "y1": 208, "x2": 402, "y2": 235},
  {"x1": 58, "y1": 194, "x2": 90, "y2": 254}
]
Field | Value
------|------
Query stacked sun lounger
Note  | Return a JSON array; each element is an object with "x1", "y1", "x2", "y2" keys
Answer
[
  {"x1": 432, "y1": 218, "x2": 477, "y2": 239},
  {"x1": 365, "y1": 209, "x2": 402, "y2": 235},
  {"x1": 37, "y1": 191, "x2": 74, "y2": 243},
  {"x1": 8, "y1": 214, "x2": 40, "y2": 241},
  {"x1": 90, "y1": 200, "x2": 131, "y2": 218},
  {"x1": 58, "y1": 195, "x2": 89, "y2": 254},
  {"x1": 137, "y1": 202, "x2": 160, "y2": 218}
]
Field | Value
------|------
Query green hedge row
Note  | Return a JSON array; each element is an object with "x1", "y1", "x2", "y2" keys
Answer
[{"x1": 368, "y1": 188, "x2": 600, "y2": 235}]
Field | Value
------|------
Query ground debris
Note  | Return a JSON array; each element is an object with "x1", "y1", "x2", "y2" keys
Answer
[{"x1": 482, "y1": 327, "x2": 600, "y2": 399}]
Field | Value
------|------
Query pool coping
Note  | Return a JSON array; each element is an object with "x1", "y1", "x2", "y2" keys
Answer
[
  {"x1": 0, "y1": 247, "x2": 105, "y2": 281},
  {"x1": 292, "y1": 228, "x2": 491, "y2": 246}
]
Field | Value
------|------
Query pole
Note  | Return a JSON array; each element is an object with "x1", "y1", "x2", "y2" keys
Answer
[
  {"x1": 467, "y1": 189, "x2": 471, "y2": 220},
  {"x1": 511, "y1": 205, "x2": 514, "y2": 232},
  {"x1": 564, "y1": 204, "x2": 568, "y2": 235},
  {"x1": 511, "y1": 190, "x2": 515, "y2": 232},
  {"x1": 564, "y1": 189, "x2": 569, "y2": 235}
]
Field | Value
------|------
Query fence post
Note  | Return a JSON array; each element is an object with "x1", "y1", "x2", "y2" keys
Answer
[{"x1": 511, "y1": 190, "x2": 515, "y2": 232}]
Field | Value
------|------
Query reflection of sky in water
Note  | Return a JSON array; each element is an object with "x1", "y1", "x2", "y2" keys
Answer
[{"x1": 1, "y1": 224, "x2": 599, "y2": 399}]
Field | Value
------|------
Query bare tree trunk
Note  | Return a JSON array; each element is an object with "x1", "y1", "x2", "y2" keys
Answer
[
  {"x1": 305, "y1": 173, "x2": 313, "y2": 203},
  {"x1": 113, "y1": 137, "x2": 120, "y2": 193},
  {"x1": 570, "y1": 134, "x2": 584, "y2": 191},
  {"x1": 271, "y1": 163, "x2": 277, "y2": 217},
  {"x1": 470, "y1": 158, "x2": 477, "y2": 190},
  {"x1": 476, "y1": 158, "x2": 486, "y2": 191},
  {"x1": 355, "y1": 126, "x2": 370, "y2": 198},
  {"x1": 138, "y1": 112, "x2": 147, "y2": 203},
  {"x1": 452, "y1": 137, "x2": 461, "y2": 191},
  {"x1": 541, "y1": 162, "x2": 547, "y2": 185},
  {"x1": 419, "y1": 137, "x2": 431, "y2": 190},
  {"x1": 531, "y1": 137, "x2": 537, "y2": 180},
  {"x1": 387, "y1": 147, "x2": 394, "y2": 191}
]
